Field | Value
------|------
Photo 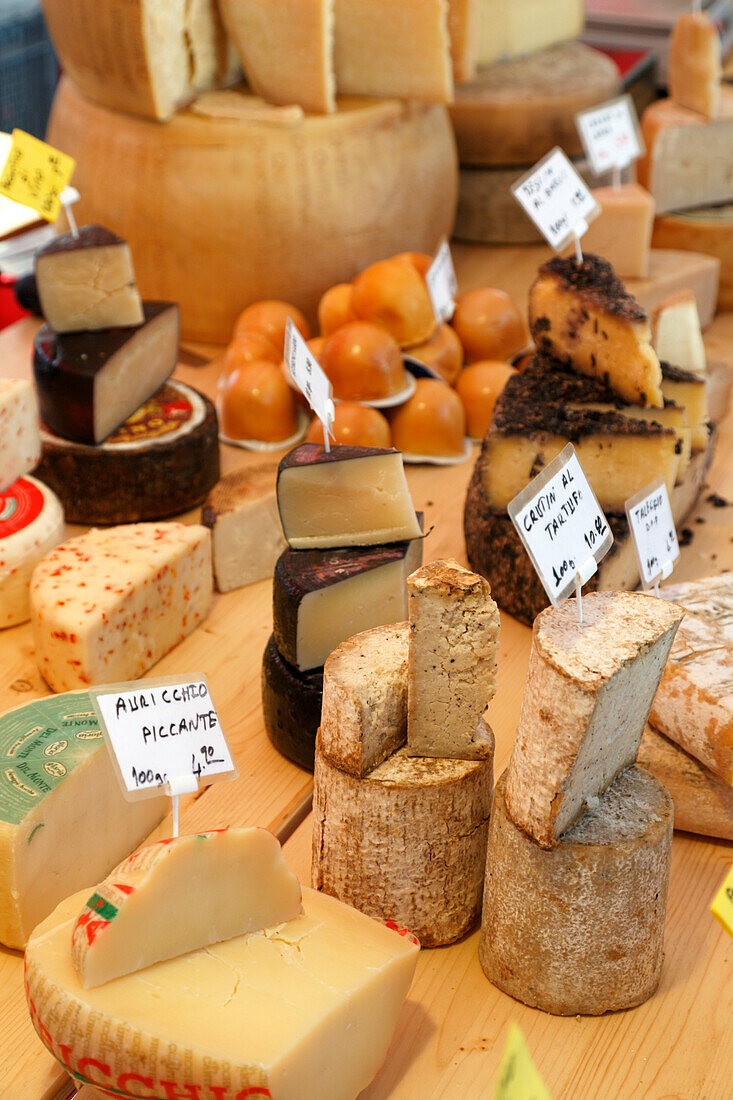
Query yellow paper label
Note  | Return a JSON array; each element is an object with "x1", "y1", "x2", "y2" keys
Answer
[
  {"x1": 494, "y1": 1024, "x2": 552, "y2": 1100},
  {"x1": 711, "y1": 865, "x2": 733, "y2": 937},
  {"x1": 0, "y1": 130, "x2": 75, "y2": 221}
]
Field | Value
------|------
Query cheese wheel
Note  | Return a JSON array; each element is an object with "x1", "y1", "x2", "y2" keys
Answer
[
  {"x1": 449, "y1": 42, "x2": 620, "y2": 167},
  {"x1": 638, "y1": 726, "x2": 733, "y2": 842},
  {"x1": 480, "y1": 769, "x2": 673, "y2": 1016},
  {"x1": 47, "y1": 79, "x2": 458, "y2": 343},
  {"x1": 261, "y1": 634, "x2": 323, "y2": 771},
  {"x1": 653, "y1": 205, "x2": 733, "y2": 311},
  {"x1": 0, "y1": 476, "x2": 65, "y2": 630}
]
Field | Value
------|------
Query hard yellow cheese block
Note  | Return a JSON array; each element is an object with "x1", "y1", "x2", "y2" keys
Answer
[
  {"x1": 72, "y1": 829, "x2": 302, "y2": 988},
  {"x1": 578, "y1": 185, "x2": 655, "y2": 279},
  {"x1": 27, "y1": 885, "x2": 419, "y2": 1100},
  {"x1": 475, "y1": 0, "x2": 584, "y2": 66},
  {"x1": 669, "y1": 11, "x2": 722, "y2": 119}
]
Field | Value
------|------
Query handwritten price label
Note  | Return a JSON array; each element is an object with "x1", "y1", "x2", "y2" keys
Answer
[
  {"x1": 426, "y1": 240, "x2": 458, "y2": 323},
  {"x1": 0, "y1": 130, "x2": 75, "y2": 221},
  {"x1": 512, "y1": 147, "x2": 600, "y2": 252},
  {"x1": 711, "y1": 865, "x2": 733, "y2": 937},
  {"x1": 494, "y1": 1024, "x2": 552, "y2": 1100},
  {"x1": 625, "y1": 478, "x2": 679, "y2": 589},
  {"x1": 575, "y1": 95, "x2": 643, "y2": 176},
  {"x1": 508, "y1": 444, "x2": 613, "y2": 607},
  {"x1": 90, "y1": 676, "x2": 236, "y2": 799},
  {"x1": 285, "y1": 319, "x2": 334, "y2": 444}
]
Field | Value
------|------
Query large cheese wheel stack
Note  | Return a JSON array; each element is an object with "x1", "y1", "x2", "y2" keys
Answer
[
  {"x1": 312, "y1": 559, "x2": 499, "y2": 946},
  {"x1": 480, "y1": 592, "x2": 682, "y2": 1015},
  {"x1": 262, "y1": 443, "x2": 424, "y2": 769}
]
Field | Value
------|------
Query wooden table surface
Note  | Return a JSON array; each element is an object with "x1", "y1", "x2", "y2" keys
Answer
[{"x1": 0, "y1": 243, "x2": 732, "y2": 1100}]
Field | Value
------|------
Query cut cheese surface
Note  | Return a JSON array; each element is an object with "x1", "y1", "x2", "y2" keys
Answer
[
  {"x1": 669, "y1": 11, "x2": 722, "y2": 120},
  {"x1": 652, "y1": 209, "x2": 732, "y2": 313},
  {"x1": 529, "y1": 253, "x2": 663, "y2": 407},
  {"x1": 0, "y1": 691, "x2": 166, "y2": 949},
  {"x1": 202, "y1": 463, "x2": 285, "y2": 593},
  {"x1": 577, "y1": 185, "x2": 655, "y2": 280},
  {"x1": 505, "y1": 592, "x2": 684, "y2": 847},
  {"x1": 652, "y1": 291, "x2": 706, "y2": 377},
  {"x1": 27, "y1": 885, "x2": 419, "y2": 1100},
  {"x1": 661, "y1": 362, "x2": 709, "y2": 452},
  {"x1": 72, "y1": 829, "x2": 302, "y2": 988},
  {"x1": 475, "y1": 0, "x2": 584, "y2": 67},
  {"x1": 277, "y1": 444, "x2": 422, "y2": 549},
  {"x1": 0, "y1": 379, "x2": 40, "y2": 493},
  {"x1": 30, "y1": 523, "x2": 212, "y2": 692},
  {"x1": 0, "y1": 477, "x2": 64, "y2": 630}
]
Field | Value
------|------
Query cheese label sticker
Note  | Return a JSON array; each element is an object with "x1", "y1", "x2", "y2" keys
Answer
[
  {"x1": 90, "y1": 676, "x2": 237, "y2": 801},
  {"x1": 625, "y1": 478, "x2": 679, "y2": 589},
  {"x1": 494, "y1": 1024, "x2": 552, "y2": 1100},
  {"x1": 426, "y1": 239, "x2": 457, "y2": 322},
  {"x1": 711, "y1": 865, "x2": 733, "y2": 937},
  {"x1": 575, "y1": 94, "x2": 644, "y2": 175},
  {"x1": 512, "y1": 147, "x2": 600, "y2": 253},
  {"x1": 508, "y1": 444, "x2": 613, "y2": 607},
  {"x1": 0, "y1": 477, "x2": 44, "y2": 538},
  {"x1": 284, "y1": 319, "x2": 335, "y2": 443},
  {"x1": 0, "y1": 130, "x2": 75, "y2": 221}
]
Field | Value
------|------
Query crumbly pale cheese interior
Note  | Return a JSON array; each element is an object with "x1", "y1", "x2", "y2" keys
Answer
[
  {"x1": 653, "y1": 293, "x2": 706, "y2": 377},
  {"x1": 0, "y1": 379, "x2": 40, "y2": 493}
]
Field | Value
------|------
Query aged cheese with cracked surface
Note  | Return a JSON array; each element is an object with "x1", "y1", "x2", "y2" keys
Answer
[
  {"x1": 661, "y1": 362, "x2": 709, "y2": 453},
  {"x1": 505, "y1": 592, "x2": 683, "y2": 848},
  {"x1": 529, "y1": 253, "x2": 664, "y2": 407},
  {"x1": 274, "y1": 533, "x2": 421, "y2": 672},
  {"x1": 0, "y1": 380, "x2": 40, "y2": 494},
  {"x1": 407, "y1": 560, "x2": 499, "y2": 759},
  {"x1": 202, "y1": 463, "x2": 285, "y2": 593},
  {"x1": 31, "y1": 523, "x2": 212, "y2": 692},
  {"x1": 0, "y1": 477, "x2": 64, "y2": 630},
  {"x1": 312, "y1": 740, "x2": 493, "y2": 946},
  {"x1": 40, "y1": 0, "x2": 238, "y2": 121},
  {"x1": 669, "y1": 11, "x2": 722, "y2": 120},
  {"x1": 480, "y1": 768, "x2": 673, "y2": 1015},
  {"x1": 578, "y1": 185, "x2": 655, "y2": 280},
  {"x1": 72, "y1": 829, "x2": 302, "y2": 988},
  {"x1": 277, "y1": 444, "x2": 422, "y2": 549},
  {"x1": 653, "y1": 208, "x2": 732, "y2": 312},
  {"x1": 35, "y1": 225, "x2": 144, "y2": 334},
  {"x1": 320, "y1": 623, "x2": 409, "y2": 777},
  {"x1": 652, "y1": 291, "x2": 706, "y2": 376},
  {"x1": 0, "y1": 691, "x2": 166, "y2": 950},
  {"x1": 638, "y1": 725, "x2": 733, "y2": 841},
  {"x1": 475, "y1": 0, "x2": 584, "y2": 67},
  {"x1": 27, "y1": 884, "x2": 419, "y2": 1100}
]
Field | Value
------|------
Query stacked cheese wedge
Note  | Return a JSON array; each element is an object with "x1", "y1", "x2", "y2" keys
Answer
[
  {"x1": 262, "y1": 443, "x2": 424, "y2": 770},
  {"x1": 464, "y1": 252, "x2": 714, "y2": 624},
  {"x1": 480, "y1": 591, "x2": 683, "y2": 1015},
  {"x1": 312, "y1": 558, "x2": 499, "y2": 946}
]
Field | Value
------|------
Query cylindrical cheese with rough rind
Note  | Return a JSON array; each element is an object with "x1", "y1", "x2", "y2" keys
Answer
[
  {"x1": 312, "y1": 737, "x2": 493, "y2": 946},
  {"x1": 47, "y1": 78, "x2": 458, "y2": 342},
  {"x1": 480, "y1": 768, "x2": 673, "y2": 1016}
]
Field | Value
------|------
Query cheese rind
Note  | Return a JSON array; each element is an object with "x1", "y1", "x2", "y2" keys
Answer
[
  {"x1": 0, "y1": 477, "x2": 65, "y2": 630},
  {"x1": 202, "y1": 463, "x2": 285, "y2": 593},
  {"x1": 638, "y1": 725, "x2": 733, "y2": 840},
  {"x1": 669, "y1": 11, "x2": 722, "y2": 120},
  {"x1": 30, "y1": 523, "x2": 212, "y2": 692},
  {"x1": 578, "y1": 185, "x2": 655, "y2": 280},
  {"x1": 0, "y1": 690, "x2": 166, "y2": 949},
  {"x1": 27, "y1": 885, "x2": 419, "y2": 1100},
  {"x1": 652, "y1": 291, "x2": 706, "y2": 376},
  {"x1": 0, "y1": 380, "x2": 40, "y2": 493},
  {"x1": 72, "y1": 829, "x2": 302, "y2": 987},
  {"x1": 480, "y1": 768, "x2": 673, "y2": 1015},
  {"x1": 262, "y1": 635, "x2": 323, "y2": 771},
  {"x1": 652, "y1": 209, "x2": 732, "y2": 313},
  {"x1": 505, "y1": 592, "x2": 684, "y2": 847}
]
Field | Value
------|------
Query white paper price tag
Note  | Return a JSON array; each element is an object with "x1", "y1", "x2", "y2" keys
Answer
[
  {"x1": 508, "y1": 444, "x2": 614, "y2": 607},
  {"x1": 426, "y1": 240, "x2": 458, "y2": 322},
  {"x1": 625, "y1": 478, "x2": 679, "y2": 590},
  {"x1": 575, "y1": 94, "x2": 643, "y2": 176},
  {"x1": 512, "y1": 147, "x2": 600, "y2": 253},
  {"x1": 90, "y1": 676, "x2": 236, "y2": 800},
  {"x1": 284, "y1": 318, "x2": 335, "y2": 445}
]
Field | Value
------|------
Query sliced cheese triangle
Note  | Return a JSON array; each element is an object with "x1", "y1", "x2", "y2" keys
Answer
[{"x1": 71, "y1": 828, "x2": 302, "y2": 987}]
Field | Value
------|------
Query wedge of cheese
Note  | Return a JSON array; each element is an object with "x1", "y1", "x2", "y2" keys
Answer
[
  {"x1": 652, "y1": 291, "x2": 706, "y2": 377},
  {"x1": 72, "y1": 829, "x2": 302, "y2": 988},
  {"x1": 578, "y1": 185, "x2": 655, "y2": 280},
  {"x1": 447, "y1": 0, "x2": 478, "y2": 82},
  {"x1": 504, "y1": 592, "x2": 684, "y2": 847},
  {"x1": 0, "y1": 380, "x2": 40, "y2": 493},
  {"x1": 669, "y1": 11, "x2": 722, "y2": 120},
  {"x1": 529, "y1": 253, "x2": 663, "y2": 407},
  {"x1": 638, "y1": 726, "x2": 733, "y2": 841},
  {"x1": 27, "y1": 885, "x2": 419, "y2": 1100},
  {"x1": 202, "y1": 463, "x2": 286, "y2": 592},
  {"x1": 661, "y1": 362, "x2": 709, "y2": 452},
  {"x1": 474, "y1": 0, "x2": 584, "y2": 67}
]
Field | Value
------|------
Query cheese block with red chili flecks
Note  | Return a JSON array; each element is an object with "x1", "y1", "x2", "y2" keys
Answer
[
  {"x1": 0, "y1": 380, "x2": 40, "y2": 493},
  {"x1": 30, "y1": 523, "x2": 212, "y2": 691},
  {"x1": 72, "y1": 828, "x2": 302, "y2": 987}
]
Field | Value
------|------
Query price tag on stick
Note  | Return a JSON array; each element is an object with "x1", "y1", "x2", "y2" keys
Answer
[
  {"x1": 426, "y1": 239, "x2": 458, "y2": 323},
  {"x1": 0, "y1": 129, "x2": 75, "y2": 223},
  {"x1": 284, "y1": 318, "x2": 335, "y2": 449},
  {"x1": 625, "y1": 478, "x2": 679, "y2": 593},
  {"x1": 575, "y1": 94, "x2": 644, "y2": 188},
  {"x1": 512, "y1": 147, "x2": 600, "y2": 257},
  {"x1": 508, "y1": 444, "x2": 614, "y2": 622}
]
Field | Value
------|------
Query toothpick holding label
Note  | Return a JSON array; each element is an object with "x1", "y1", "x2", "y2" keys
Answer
[
  {"x1": 512, "y1": 147, "x2": 600, "y2": 261},
  {"x1": 426, "y1": 239, "x2": 458, "y2": 323},
  {"x1": 0, "y1": 129, "x2": 75, "y2": 224},
  {"x1": 625, "y1": 478, "x2": 680, "y2": 596},
  {"x1": 575, "y1": 94, "x2": 644, "y2": 192},
  {"x1": 284, "y1": 318, "x2": 335, "y2": 451},
  {"x1": 508, "y1": 444, "x2": 614, "y2": 625},
  {"x1": 90, "y1": 676, "x2": 237, "y2": 838}
]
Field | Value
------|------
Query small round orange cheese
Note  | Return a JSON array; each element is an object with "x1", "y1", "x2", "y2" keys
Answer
[
  {"x1": 305, "y1": 402, "x2": 392, "y2": 448},
  {"x1": 390, "y1": 378, "x2": 466, "y2": 457},
  {"x1": 408, "y1": 323, "x2": 464, "y2": 384},
  {"x1": 321, "y1": 322, "x2": 406, "y2": 401},
  {"x1": 455, "y1": 361, "x2": 516, "y2": 439},
  {"x1": 451, "y1": 288, "x2": 527, "y2": 364},
  {"x1": 351, "y1": 258, "x2": 436, "y2": 347},
  {"x1": 219, "y1": 359, "x2": 299, "y2": 442},
  {"x1": 222, "y1": 328, "x2": 282, "y2": 376},
  {"x1": 392, "y1": 251, "x2": 433, "y2": 278},
  {"x1": 318, "y1": 284, "x2": 357, "y2": 337},
  {"x1": 233, "y1": 300, "x2": 311, "y2": 353}
]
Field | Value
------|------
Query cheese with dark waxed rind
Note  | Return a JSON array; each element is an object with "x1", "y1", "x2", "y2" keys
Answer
[{"x1": 261, "y1": 635, "x2": 323, "y2": 771}]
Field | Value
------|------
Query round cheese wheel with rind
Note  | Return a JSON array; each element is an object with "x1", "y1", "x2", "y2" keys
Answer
[
  {"x1": 47, "y1": 78, "x2": 458, "y2": 343},
  {"x1": 261, "y1": 634, "x2": 323, "y2": 771},
  {"x1": 0, "y1": 476, "x2": 64, "y2": 629},
  {"x1": 653, "y1": 205, "x2": 733, "y2": 311}
]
